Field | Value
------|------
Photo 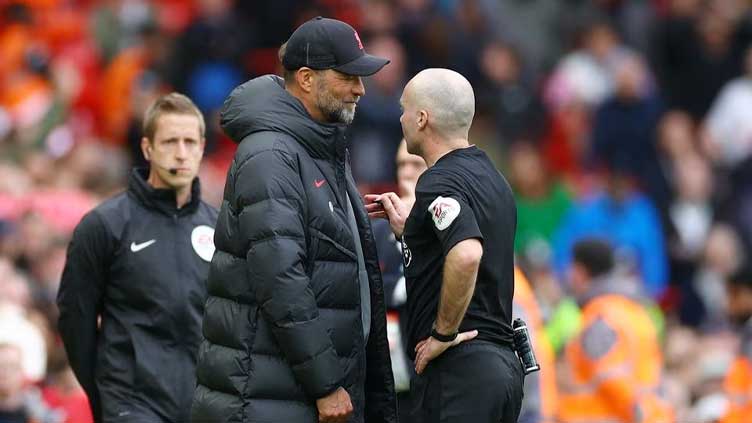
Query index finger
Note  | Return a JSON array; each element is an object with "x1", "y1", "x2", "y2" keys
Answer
[
  {"x1": 363, "y1": 194, "x2": 383, "y2": 204},
  {"x1": 378, "y1": 194, "x2": 399, "y2": 216}
]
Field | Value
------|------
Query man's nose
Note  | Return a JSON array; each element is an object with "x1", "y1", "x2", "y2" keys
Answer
[
  {"x1": 175, "y1": 141, "x2": 188, "y2": 159},
  {"x1": 353, "y1": 77, "x2": 365, "y2": 97}
]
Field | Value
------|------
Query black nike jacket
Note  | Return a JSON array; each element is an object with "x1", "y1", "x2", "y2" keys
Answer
[{"x1": 57, "y1": 168, "x2": 218, "y2": 422}]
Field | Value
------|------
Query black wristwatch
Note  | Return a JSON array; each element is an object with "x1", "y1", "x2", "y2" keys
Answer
[{"x1": 430, "y1": 327, "x2": 458, "y2": 343}]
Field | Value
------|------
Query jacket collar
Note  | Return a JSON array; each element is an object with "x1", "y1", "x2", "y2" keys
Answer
[
  {"x1": 220, "y1": 75, "x2": 349, "y2": 161},
  {"x1": 128, "y1": 168, "x2": 201, "y2": 216}
]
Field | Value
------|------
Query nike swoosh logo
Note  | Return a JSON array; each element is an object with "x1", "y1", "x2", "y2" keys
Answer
[
  {"x1": 314, "y1": 179, "x2": 326, "y2": 188},
  {"x1": 130, "y1": 240, "x2": 156, "y2": 252}
]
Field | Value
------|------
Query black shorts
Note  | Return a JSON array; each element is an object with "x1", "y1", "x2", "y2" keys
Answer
[{"x1": 408, "y1": 340, "x2": 524, "y2": 423}]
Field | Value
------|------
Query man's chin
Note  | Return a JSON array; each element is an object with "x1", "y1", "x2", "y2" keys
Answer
[{"x1": 164, "y1": 173, "x2": 195, "y2": 189}]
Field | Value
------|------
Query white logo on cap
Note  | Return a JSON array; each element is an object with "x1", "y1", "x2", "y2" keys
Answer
[
  {"x1": 353, "y1": 30, "x2": 364, "y2": 50},
  {"x1": 427, "y1": 196, "x2": 461, "y2": 231},
  {"x1": 191, "y1": 225, "x2": 215, "y2": 262}
]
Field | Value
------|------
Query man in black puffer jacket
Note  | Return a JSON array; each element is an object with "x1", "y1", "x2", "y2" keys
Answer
[{"x1": 192, "y1": 17, "x2": 397, "y2": 423}]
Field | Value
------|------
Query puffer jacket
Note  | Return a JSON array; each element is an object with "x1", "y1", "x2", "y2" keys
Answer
[{"x1": 191, "y1": 75, "x2": 397, "y2": 423}]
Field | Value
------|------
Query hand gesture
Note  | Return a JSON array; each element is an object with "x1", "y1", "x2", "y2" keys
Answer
[
  {"x1": 364, "y1": 192, "x2": 410, "y2": 238},
  {"x1": 414, "y1": 330, "x2": 478, "y2": 374}
]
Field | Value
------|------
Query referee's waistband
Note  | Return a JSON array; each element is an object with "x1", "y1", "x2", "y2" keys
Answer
[{"x1": 448, "y1": 339, "x2": 515, "y2": 353}]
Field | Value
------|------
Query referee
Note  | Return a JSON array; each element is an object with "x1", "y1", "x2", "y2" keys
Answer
[
  {"x1": 366, "y1": 68, "x2": 523, "y2": 422},
  {"x1": 57, "y1": 93, "x2": 218, "y2": 422}
]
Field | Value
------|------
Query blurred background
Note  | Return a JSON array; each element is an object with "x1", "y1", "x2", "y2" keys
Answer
[{"x1": 1, "y1": 0, "x2": 751, "y2": 421}]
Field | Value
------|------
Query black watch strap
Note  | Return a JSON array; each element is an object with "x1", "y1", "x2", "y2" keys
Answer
[{"x1": 430, "y1": 327, "x2": 458, "y2": 343}]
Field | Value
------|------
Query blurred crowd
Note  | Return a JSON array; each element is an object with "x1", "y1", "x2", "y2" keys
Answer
[{"x1": 2, "y1": 0, "x2": 752, "y2": 421}]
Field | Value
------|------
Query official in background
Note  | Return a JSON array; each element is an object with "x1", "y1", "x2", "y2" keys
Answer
[
  {"x1": 557, "y1": 238, "x2": 673, "y2": 423},
  {"x1": 367, "y1": 68, "x2": 524, "y2": 422},
  {"x1": 57, "y1": 93, "x2": 218, "y2": 422},
  {"x1": 191, "y1": 17, "x2": 397, "y2": 423}
]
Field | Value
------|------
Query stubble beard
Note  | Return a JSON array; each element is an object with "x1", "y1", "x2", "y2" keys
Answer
[{"x1": 316, "y1": 81, "x2": 357, "y2": 125}]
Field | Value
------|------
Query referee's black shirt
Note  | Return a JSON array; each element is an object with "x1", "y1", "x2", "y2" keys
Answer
[{"x1": 401, "y1": 145, "x2": 516, "y2": 359}]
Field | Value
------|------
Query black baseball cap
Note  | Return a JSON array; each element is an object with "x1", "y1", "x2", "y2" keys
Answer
[{"x1": 282, "y1": 17, "x2": 389, "y2": 76}]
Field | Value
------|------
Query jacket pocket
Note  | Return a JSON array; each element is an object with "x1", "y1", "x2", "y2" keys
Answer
[{"x1": 310, "y1": 227, "x2": 357, "y2": 261}]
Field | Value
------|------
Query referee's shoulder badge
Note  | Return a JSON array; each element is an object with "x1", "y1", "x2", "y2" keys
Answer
[{"x1": 427, "y1": 196, "x2": 460, "y2": 231}]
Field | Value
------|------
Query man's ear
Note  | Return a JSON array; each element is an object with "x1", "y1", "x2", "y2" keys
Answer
[
  {"x1": 296, "y1": 67, "x2": 315, "y2": 93},
  {"x1": 141, "y1": 137, "x2": 152, "y2": 161},
  {"x1": 417, "y1": 110, "x2": 428, "y2": 130}
]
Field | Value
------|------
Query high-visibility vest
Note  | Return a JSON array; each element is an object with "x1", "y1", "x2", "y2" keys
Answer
[
  {"x1": 558, "y1": 290, "x2": 674, "y2": 423},
  {"x1": 721, "y1": 325, "x2": 752, "y2": 423},
  {"x1": 513, "y1": 267, "x2": 558, "y2": 423}
]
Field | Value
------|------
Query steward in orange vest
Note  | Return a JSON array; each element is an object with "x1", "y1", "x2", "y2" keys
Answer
[
  {"x1": 721, "y1": 266, "x2": 752, "y2": 423},
  {"x1": 558, "y1": 239, "x2": 673, "y2": 423},
  {"x1": 513, "y1": 267, "x2": 558, "y2": 423}
]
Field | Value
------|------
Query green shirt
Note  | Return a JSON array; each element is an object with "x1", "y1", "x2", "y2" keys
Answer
[{"x1": 514, "y1": 182, "x2": 572, "y2": 256}]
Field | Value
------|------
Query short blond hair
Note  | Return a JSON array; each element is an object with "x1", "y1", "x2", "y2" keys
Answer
[{"x1": 142, "y1": 93, "x2": 205, "y2": 141}]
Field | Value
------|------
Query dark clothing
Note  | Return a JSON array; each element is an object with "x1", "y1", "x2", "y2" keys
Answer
[
  {"x1": 371, "y1": 219, "x2": 416, "y2": 423},
  {"x1": 192, "y1": 75, "x2": 396, "y2": 423},
  {"x1": 371, "y1": 219, "x2": 406, "y2": 309},
  {"x1": 402, "y1": 145, "x2": 517, "y2": 357},
  {"x1": 0, "y1": 408, "x2": 27, "y2": 423},
  {"x1": 651, "y1": 16, "x2": 743, "y2": 119},
  {"x1": 408, "y1": 341, "x2": 524, "y2": 423},
  {"x1": 591, "y1": 94, "x2": 671, "y2": 210},
  {"x1": 476, "y1": 81, "x2": 547, "y2": 144},
  {"x1": 57, "y1": 169, "x2": 218, "y2": 423}
]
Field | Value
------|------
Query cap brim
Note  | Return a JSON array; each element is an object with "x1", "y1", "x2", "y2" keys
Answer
[{"x1": 335, "y1": 54, "x2": 390, "y2": 76}]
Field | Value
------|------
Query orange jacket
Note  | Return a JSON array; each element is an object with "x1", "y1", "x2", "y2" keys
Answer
[
  {"x1": 558, "y1": 279, "x2": 673, "y2": 423},
  {"x1": 513, "y1": 267, "x2": 558, "y2": 423},
  {"x1": 721, "y1": 325, "x2": 752, "y2": 423}
]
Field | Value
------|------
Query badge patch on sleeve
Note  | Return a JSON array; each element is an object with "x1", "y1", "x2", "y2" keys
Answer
[{"x1": 427, "y1": 196, "x2": 461, "y2": 231}]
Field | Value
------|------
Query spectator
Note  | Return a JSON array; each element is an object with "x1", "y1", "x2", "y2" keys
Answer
[
  {"x1": 651, "y1": 110, "x2": 697, "y2": 210},
  {"x1": 0, "y1": 342, "x2": 60, "y2": 423},
  {"x1": 0, "y1": 294, "x2": 47, "y2": 384},
  {"x1": 688, "y1": 224, "x2": 744, "y2": 327},
  {"x1": 540, "y1": 100, "x2": 594, "y2": 193},
  {"x1": 350, "y1": 35, "x2": 406, "y2": 186},
  {"x1": 545, "y1": 21, "x2": 635, "y2": 109},
  {"x1": 651, "y1": 3, "x2": 743, "y2": 118},
  {"x1": 553, "y1": 166, "x2": 668, "y2": 298},
  {"x1": 167, "y1": 0, "x2": 249, "y2": 100},
  {"x1": 703, "y1": 45, "x2": 752, "y2": 168},
  {"x1": 477, "y1": 42, "x2": 546, "y2": 145},
  {"x1": 40, "y1": 347, "x2": 93, "y2": 423},
  {"x1": 591, "y1": 53, "x2": 663, "y2": 199},
  {"x1": 478, "y1": 0, "x2": 564, "y2": 80},
  {"x1": 663, "y1": 154, "x2": 715, "y2": 321},
  {"x1": 508, "y1": 141, "x2": 572, "y2": 263}
]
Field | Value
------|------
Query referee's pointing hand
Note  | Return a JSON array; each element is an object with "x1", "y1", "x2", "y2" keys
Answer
[
  {"x1": 414, "y1": 330, "x2": 478, "y2": 375},
  {"x1": 364, "y1": 192, "x2": 409, "y2": 238}
]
